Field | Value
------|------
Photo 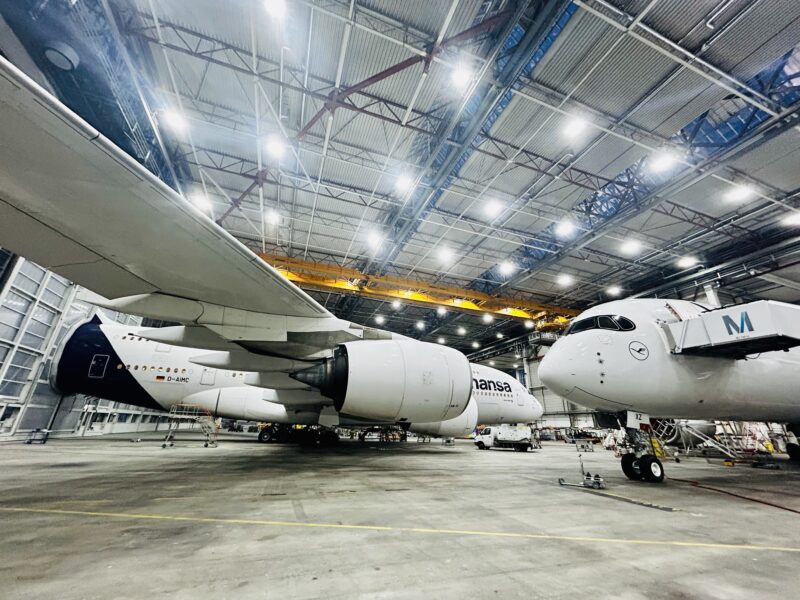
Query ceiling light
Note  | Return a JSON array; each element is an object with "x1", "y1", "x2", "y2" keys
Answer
[
  {"x1": 489, "y1": 360, "x2": 495, "y2": 366},
  {"x1": 391, "y1": 300, "x2": 401, "y2": 310},
  {"x1": 451, "y1": 63, "x2": 473, "y2": 89},
  {"x1": 725, "y1": 184, "x2": 755, "y2": 202},
  {"x1": 162, "y1": 108, "x2": 188, "y2": 134},
  {"x1": 482, "y1": 313, "x2": 493, "y2": 324},
  {"x1": 265, "y1": 209, "x2": 280, "y2": 225},
  {"x1": 457, "y1": 326, "x2": 467, "y2": 336},
  {"x1": 496, "y1": 333, "x2": 503, "y2": 339},
  {"x1": 524, "y1": 320, "x2": 534, "y2": 329},
  {"x1": 367, "y1": 230, "x2": 383, "y2": 249},
  {"x1": 452, "y1": 298, "x2": 463, "y2": 306},
  {"x1": 264, "y1": 0, "x2": 286, "y2": 20},
  {"x1": 782, "y1": 212, "x2": 800, "y2": 226},
  {"x1": 556, "y1": 273, "x2": 573, "y2": 287},
  {"x1": 606, "y1": 285, "x2": 621, "y2": 296},
  {"x1": 555, "y1": 219, "x2": 575, "y2": 238},
  {"x1": 498, "y1": 261, "x2": 515, "y2": 276},
  {"x1": 620, "y1": 239, "x2": 642, "y2": 255},
  {"x1": 265, "y1": 134, "x2": 286, "y2": 159},
  {"x1": 436, "y1": 306, "x2": 447, "y2": 316},
  {"x1": 563, "y1": 115, "x2": 588, "y2": 140},
  {"x1": 415, "y1": 321, "x2": 425, "y2": 330},
  {"x1": 438, "y1": 246, "x2": 454, "y2": 263},
  {"x1": 676, "y1": 256, "x2": 698, "y2": 268},
  {"x1": 437, "y1": 337, "x2": 445, "y2": 344},
  {"x1": 395, "y1": 174, "x2": 414, "y2": 194},
  {"x1": 471, "y1": 341, "x2": 479, "y2": 349},
  {"x1": 515, "y1": 354, "x2": 521, "y2": 359},
  {"x1": 188, "y1": 191, "x2": 211, "y2": 212},
  {"x1": 484, "y1": 199, "x2": 503, "y2": 219},
  {"x1": 647, "y1": 150, "x2": 679, "y2": 174},
  {"x1": 375, "y1": 315, "x2": 385, "y2": 325},
  {"x1": 513, "y1": 363, "x2": 519, "y2": 368}
]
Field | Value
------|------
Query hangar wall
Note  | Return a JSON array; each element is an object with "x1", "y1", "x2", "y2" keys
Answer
[{"x1": 0, "y1": 251, "x2": 168, "y2": 441}]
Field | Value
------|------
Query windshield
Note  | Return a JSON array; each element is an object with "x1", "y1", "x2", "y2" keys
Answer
[{"x1": 564, "y1": 315, "x2": 636, "y2": 335}]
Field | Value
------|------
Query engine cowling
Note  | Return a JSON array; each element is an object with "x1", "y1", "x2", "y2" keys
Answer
[
  {"x1": 291, "y1": 339, "x2": 472, "y2": 422},
  {"x1": 409, "y1": 393, "x2": 478, "y2": 438}
]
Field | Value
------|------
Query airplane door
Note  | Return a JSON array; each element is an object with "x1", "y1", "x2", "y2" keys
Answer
[
  {"x1": 516, "y1": 390, "x2": 525, "y2": 406},
  {"x1": 200, "y1": 368, "x2": 216, "y2": 386},
  {"x1": 88, "y1": 354, "x2": 110, "y2": 379}
]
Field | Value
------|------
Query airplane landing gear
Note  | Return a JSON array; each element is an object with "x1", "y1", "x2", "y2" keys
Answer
[{"x1": 618, "y1": 422, "x2": 665, "y2": 483}]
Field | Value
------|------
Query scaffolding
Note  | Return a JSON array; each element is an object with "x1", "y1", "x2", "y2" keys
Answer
[{"x1": 161, "y1": 404, "x2": 218, "y2": 448}]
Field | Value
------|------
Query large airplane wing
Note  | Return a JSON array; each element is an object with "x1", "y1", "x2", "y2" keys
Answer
[{"x1": 0, "y1": 56, "x2": 377, "y2": 363}]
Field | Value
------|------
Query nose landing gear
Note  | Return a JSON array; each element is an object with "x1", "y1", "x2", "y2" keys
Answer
[{"x1": 617, "y1": 416, "x2": 666, "y2": 483}]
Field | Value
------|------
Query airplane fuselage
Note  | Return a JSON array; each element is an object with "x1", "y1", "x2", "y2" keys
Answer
[{"x1": 539, "y1": 299, "x2": 800, "y2": 422}]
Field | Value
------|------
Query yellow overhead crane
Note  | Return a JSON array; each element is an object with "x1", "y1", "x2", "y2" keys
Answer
[{"x1": 258, "y1": 252, "x2": 578, "y2": 328}]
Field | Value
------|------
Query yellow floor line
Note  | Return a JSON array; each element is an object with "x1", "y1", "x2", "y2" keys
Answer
[{"x1": 1, "y1": 506, "x2": 797, "y2": 554}]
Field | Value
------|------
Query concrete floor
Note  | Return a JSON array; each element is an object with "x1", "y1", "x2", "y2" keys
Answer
[{"x1": 1, "y1": 434, "x2": 799, "y2": 599}]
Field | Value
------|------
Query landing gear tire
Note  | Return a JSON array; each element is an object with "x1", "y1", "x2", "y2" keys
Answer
[
  {"x1": 476, "y1": 442, "x2": 486, "y2": 450},
  {"x1": 620, "y1": 453, "x2": 641, "y2": 480},
  {"x1": 787, "y1": 443, "x2": 800, "y2": 462},
  {"x1": 639, "y1": 454, "x2": 665, "y2": 483},
  {"x1": 258, "y1": 428, "x2": 273, "y2": 443}
]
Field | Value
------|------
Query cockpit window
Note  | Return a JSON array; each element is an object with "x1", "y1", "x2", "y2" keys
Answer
[{"x1": 565, "y1": 315, "x2": 636, "y2": 335}]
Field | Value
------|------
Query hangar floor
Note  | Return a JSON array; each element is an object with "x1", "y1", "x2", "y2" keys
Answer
[{"x1": 1, "y1": 435, "x2": 798, "y2": 599}]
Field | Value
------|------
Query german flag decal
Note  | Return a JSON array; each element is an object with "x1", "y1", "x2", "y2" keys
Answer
[{"x1": 155, "y1": 375, "x2": 165, "y2": 382}]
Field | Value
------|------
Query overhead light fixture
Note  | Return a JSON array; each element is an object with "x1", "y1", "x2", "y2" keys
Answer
[
  {"x1": 457, "y1": 326, "x2": 467, "y2": 336},
  {"x1": 395, "y1": 174, "x2": 414, "y2": 194},
  {"x1": 367, "y1": 230, "x2": 383, "y2": 249},
  {"x1": 498, "y1": 261, "x2": 515, "y2": 276},
  {"x1": 620, "y1": 239, "x2": 642, "y2": 256},
  {"x1": 489, "y1": 360, "x2": 495, "y2": 366},
  {"x1": 496, "y1": 333, "x2": 504, "y2": 339},
  {"x1": 391, "y1": 300, "x2": 401, "y2": 310},
  {"x1": 524, "y1": 320, "x2": 534, "y2": 329},
  {"x1": 452, "y1": 298, "x2": 463, "y2": 306},
  {"x1": 484, "y1": 198, "x2": 503, "y2": 219},
  {"x1": 647, "y1": 150, "x2": 679, "y2": 174},
  {"x1": 437, "y1": 337, "x2": 445, "y2": 344},
  {"x1": 265, "y1": 134, "x2": 286, "y2": 159},
  {"x1": 438, "y1": 246, "x2": 454, "y2": 263},
  {"x1": 375, "y1": 315, "x2": 385, "y2": 325},
  {"x1": 162, "y1": 108, "x2": 188, "y2": 134},
  {"x1": 725, "y1": 184, "x2": 755, "y2": 202},
  {"x1": 265, "y1": 209, "x2": 280, "y2": 225},
  {"x1": 676, "y1": 256, "x2": 698, "y2": 268},
  {"x1": 264, "y1": 0, "x2": 287, "y2": 20},
  {"x1": 555, "y1": 219, "x2": 575, "y2": 238},
  {"x1": 563, "y1": 115, "x2": 589, "y2": 140},
  {"x1": 782, "y1": 212, "x2": 800, "y2": 226},
  {"x1": 606, "y1": 285, "x2": 622, "y2": 296},
  {"x1": 482, "y1": 313, "x2": 493, "y2": 324},
  {"x1": 187, "y1": 190, "x2": 211, "y2": 212},
  {"x1": 513, "y1": 363, "x2": 519, "y2": 368},
  {"x1": 556, "y1": 273, "x2": 574, "y2": 287},
  {"x1": 515, "y1": 354, "x2": 522, "y2": 359},
  {"x1": 451, "y1": 63, "x2": 473, "y2": 89},
  {"x1": 471, "y1": 341, "x2": 480, "y2": 349},
  {"x1": 436, "y1": 306, "x2": 447, "y2": 316},
  {"x1": 415, "y1": 321, "x2": 425, "y2": 330}
]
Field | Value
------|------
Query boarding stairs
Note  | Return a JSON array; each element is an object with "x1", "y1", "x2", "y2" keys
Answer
[
  {"x1": 661, "y1": 300, "x2": 800, "y2": 359},
  {"x1": 161, "y1": 404, "x2": 218, "y2": 448}
]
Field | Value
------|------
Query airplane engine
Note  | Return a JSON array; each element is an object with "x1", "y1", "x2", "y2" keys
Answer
[
  {"x1": 291, "y1": 340, "x2": 471, "y2": 422},
  {"x1": 409, "y1": 394, "x2": 478, "y2": 438}
]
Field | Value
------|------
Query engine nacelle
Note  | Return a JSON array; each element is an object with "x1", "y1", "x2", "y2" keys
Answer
[
  {"x1": 291, "y1": 340, "x2": 471, "y2": 422},
  {"x1": 409, "y1": 394, "x2": 478, "y2": 438}
]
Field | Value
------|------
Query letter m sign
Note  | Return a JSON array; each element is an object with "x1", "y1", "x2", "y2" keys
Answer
[{"x1": 722, "y1": 311, "x2": 754, "y2": 335}]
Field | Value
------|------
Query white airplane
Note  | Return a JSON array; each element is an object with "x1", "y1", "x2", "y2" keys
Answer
[
  {"x1": 539, "y1": 298, "x2": 800, "y2": 482},
  {"x1": 0, "y1": 56, "x2": 541, "y2": 440},
  {"x1": 51, "y1": 316, "x2": 540, "y2": 440}
]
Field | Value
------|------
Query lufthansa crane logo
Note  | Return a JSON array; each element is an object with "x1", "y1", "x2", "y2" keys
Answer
[{"x1": 628, "y1": 341, "x2": 649, "y2": 361}]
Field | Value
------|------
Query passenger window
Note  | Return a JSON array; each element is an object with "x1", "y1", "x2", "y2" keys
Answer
[{"x1": 597, "y1": 316, "x2": 619, "y2": 330}]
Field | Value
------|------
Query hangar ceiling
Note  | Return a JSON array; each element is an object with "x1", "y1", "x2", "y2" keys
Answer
[{"x1": 1, "y1": 0, "x2": 799, "y2": 356}]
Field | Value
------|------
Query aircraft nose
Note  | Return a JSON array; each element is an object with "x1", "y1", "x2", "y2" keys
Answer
[
  {"x1": 538, "y1": 342, "x2": 575, "y2": 397},
  {"x1": 530, "y1": 395, "x2": 543, "y2": 420}
]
